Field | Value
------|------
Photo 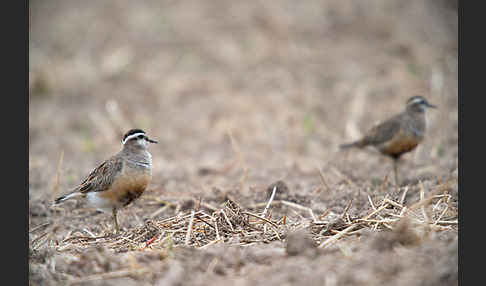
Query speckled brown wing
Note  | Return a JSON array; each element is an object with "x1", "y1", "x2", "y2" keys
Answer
[{"x1": 76, "y1": 156, "x2": 124, "y2": 194}]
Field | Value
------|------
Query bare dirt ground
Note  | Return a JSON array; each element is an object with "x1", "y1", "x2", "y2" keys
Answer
[{"x1": 29, "y1": 1, "x2": 458, "y2": 285}]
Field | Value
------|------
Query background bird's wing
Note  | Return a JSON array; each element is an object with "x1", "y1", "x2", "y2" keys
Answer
[
  {"x1": 76, "y1": 156, "x2": 123, "y2": 193},
  {"x1": 361, "y1": 114, "x2": 403, "y2": 146}
]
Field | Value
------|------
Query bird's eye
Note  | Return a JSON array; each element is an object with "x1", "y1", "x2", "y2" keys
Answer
[{"x1": 138, "y1": 135, "x2": 145, "y2": 139}]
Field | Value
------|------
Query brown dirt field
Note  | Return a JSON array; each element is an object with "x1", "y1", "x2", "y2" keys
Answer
[{"x1": 29, "y1": 1, "x2": 458, "y2": 285}]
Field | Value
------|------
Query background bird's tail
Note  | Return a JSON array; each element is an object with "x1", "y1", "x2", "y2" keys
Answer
[{"x1": 339, "y1": 140, "x2": 365, "y2": 149}]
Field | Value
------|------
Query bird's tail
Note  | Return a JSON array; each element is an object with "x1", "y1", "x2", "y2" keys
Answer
[
  {"x1": 53, "y1": 192, "x2": 82, "y2": 205},
  {"x1": 339, "y1": 140, "x2": 366, "y2": 149}
]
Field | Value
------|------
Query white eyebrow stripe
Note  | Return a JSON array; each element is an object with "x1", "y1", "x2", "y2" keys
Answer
[
  {"x1": 122, "y1": 133, "x2": 146, "y2": 144},
  {"x1": 409, "y1": 98, "x2": 424, "y2": 105}
]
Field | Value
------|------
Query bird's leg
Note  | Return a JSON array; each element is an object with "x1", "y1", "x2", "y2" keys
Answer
[
  {"x1": 112, "y1": 208, "x2": 120, "y2": 234},
  {"x1": 393, "y1": 159, "x2": 399, "y2": 187}
]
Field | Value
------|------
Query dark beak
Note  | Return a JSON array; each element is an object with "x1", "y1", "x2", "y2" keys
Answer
[
  {"x1": 426, "y1": 102, "x2": 437, "y2": 109},
  {"x1": 147, "y1": 138, "x2": 158, "y2": 143}
]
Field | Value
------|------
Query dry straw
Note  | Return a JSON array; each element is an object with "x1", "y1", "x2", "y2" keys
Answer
[{"x1": 47, "y1": 177, "x2": 457, "y2": 257}]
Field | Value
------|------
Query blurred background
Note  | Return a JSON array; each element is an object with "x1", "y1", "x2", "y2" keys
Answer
[{"x1": 29, "y1": 0, "x2": 457, "y2": 208}]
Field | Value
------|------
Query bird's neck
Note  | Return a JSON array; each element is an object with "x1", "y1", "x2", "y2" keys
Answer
[
  {"x1": 121, "y1": 145, "x2": 151, "y2": 160},
  {"x1": 405, "y1": 109, "x2": 426, "y2": 137}
]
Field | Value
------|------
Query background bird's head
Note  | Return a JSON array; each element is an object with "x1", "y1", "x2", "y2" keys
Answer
[{"x1": 406, "y1": 96, "x2": 437, "y2": 113}]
